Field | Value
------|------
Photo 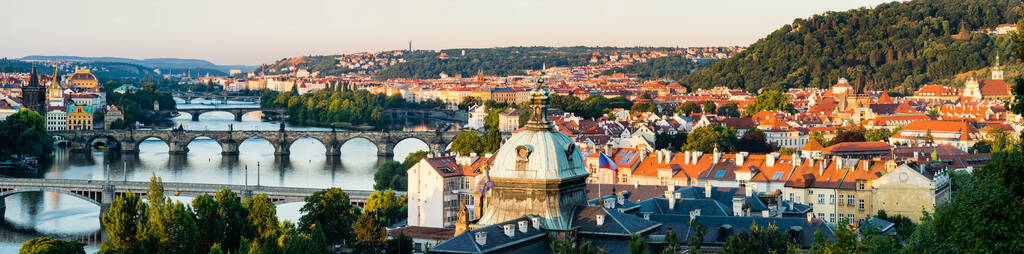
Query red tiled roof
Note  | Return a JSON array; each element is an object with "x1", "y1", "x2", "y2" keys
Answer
[{"x1": 823, "y1": 142, "x2": 891, "y2": 153}]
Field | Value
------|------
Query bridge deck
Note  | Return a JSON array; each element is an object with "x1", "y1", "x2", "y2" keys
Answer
[{"x1": 0, "y1": 178, "x2": 386, "y2": 201}]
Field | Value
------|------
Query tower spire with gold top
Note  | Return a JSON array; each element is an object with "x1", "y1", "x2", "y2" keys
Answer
[{"x1": 524, "y1": 75, "x2": 551, "y2": 130}]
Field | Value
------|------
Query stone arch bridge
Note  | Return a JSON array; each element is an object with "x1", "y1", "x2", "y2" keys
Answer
[
  {"x1": 172, "y1": 107, "x2": 286, "y2": 121},
  {"x1": 52, "y1": 128, "x2": 463, "y2": 157}
]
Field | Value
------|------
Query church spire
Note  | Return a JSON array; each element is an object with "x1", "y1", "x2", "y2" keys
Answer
[
  {"x1": 52, "y1": 65, "x2": 59, "y2": 88},
  {"x1": 27, "y1": 66, "x2": 39, "y2": 87},
  {"x1": 524, "y1": 76, "x2": 551, "y2": 130}
]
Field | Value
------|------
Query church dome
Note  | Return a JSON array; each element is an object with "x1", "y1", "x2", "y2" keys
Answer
[
  {"x1": 69, "y1": 69, "x2": 97, "y2": 82},
  {"x1": 487, "y1": 85, "x2": 588, "y2": 181}
]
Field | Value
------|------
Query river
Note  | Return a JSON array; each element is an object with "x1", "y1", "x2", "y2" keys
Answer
[{"x1": 0, "y1": 99, "x2": 435, "y2": 252}]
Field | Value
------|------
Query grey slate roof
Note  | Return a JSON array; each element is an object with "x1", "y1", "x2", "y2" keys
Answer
[
  {"x1": 647, "y1": 215, "x2": 835, "y2": 249},
  {"x1": 571, "y1": 206, "x2": 661, "y2": 237},
  {"x1": 429, "y1": 216, "x2": 549, "y2": 254}
]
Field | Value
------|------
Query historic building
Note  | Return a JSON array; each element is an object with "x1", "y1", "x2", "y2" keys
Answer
[
  {"x1": 21, "y1": 67, "x2": 47, "y2": 114},
  {"x1": 68, "y1": 68, "x2": 99, "y2": 90},
  {"x1": 66, "y1": 105, "x2": 93, "y2": 130}
]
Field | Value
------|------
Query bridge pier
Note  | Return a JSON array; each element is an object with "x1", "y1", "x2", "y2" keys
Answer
[
  {"x1": 274, "y1": 142, "x2": 290, "y2": 156},
  {"x1": 168, "y1": 141, "x2": 189, "y2": 155},
  {"x1": 325, "y1": 143, "x2": 341, "y2": 157},
  {"x1": 120, "y1": 140, "x2": 139, "y2": 154},
  {"x1": 377, "y1": 141, "x2": 395, "y2": 158},
  {"x1": 100, "y1": 185, "x2": 114, "y2": 216},
  {"x1": 233, "y1": 112, "x2": 244, "y2": 121},
  {"x1": 191, "y1": 112, "x2": 201, "y2": 121},
  {"x1": 221, "y1": 140, "x2": 239, "y2": 155}
]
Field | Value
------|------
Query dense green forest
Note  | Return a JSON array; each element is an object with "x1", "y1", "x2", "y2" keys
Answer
[
  {"x1": 261, "y1": 86, "x2": 444, "y2": 129},
  {"x1": 600, "y1": 56, "x2": 715, "y2": 81},
  {"x1": 0, "y1": 58, "x2": 159, "y2": 80},
  {"x1": 679, "y1": 0, "x2": 1022, "y2": 92}
]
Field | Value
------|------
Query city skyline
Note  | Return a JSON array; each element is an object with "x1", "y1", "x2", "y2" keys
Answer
[{"x1": 0, "y1": 0, "x2": 891, "y2": 65}]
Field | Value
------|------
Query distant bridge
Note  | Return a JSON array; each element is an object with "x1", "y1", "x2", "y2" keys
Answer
[
  {"x1": 0, "y1": 177, "x2": 384, "y2": 213},
  {"x1": 51, "y1": 128, "x2": 468, "y2": 157},
  {"x1": 172, "y1": 91, "x2": 261, "y2": 104},
  {"x1": 170, "y1": 106, "x2": 286, "y2": 121}
]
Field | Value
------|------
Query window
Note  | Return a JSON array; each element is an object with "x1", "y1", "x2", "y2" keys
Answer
[
  {"x1": 789, "y1": 193, "x2": 794, "y2": 201},
  {"x1": 829, "y1": 213, "x2": 835, "y2": 223},
  {"x1": 817, "y1": 213, "x2": 824, "y2": 219},
  {"x1": 838, "y1": 195, "x2": 844, "y2": 205},
  {"x1": 772, "y1": 172, "x2": 784, "y2": 180},
  {"x1": 848, "y1": 195, "x2": 854, "y2": 206},
  {"x1": 858, "y1": 200, "x2": 865, "y2": 210},
  {"x1": 858, "y1": 182, "x2": 866, "y2": 190},
  {"x1": 829, "y1": 194, "x2": 835, "y2": 204},
  {"x1": 848, "y1": 214, "x2": 855, "y2": 222},
  {"x1": 817, "y1": 194, "x2": 825, "y2": 204},
  {"x1": 714, "y1": 170, "x2": 727, "y2": 178}
]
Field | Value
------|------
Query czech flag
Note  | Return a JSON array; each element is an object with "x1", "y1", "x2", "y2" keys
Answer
[{"x1": 598, "y1": 152, "x2": 619, "y2": 172}]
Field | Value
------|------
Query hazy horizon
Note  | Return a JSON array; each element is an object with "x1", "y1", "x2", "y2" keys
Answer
[{"x1": 1, "y1": 0, "x2": 892, "y2": 66}]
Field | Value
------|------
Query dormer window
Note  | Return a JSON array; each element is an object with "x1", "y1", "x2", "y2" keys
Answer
[
  {"x1": 515, "y1": 145, "x2": 532, "y2": 171},
  {"x1": 530, "y1": 217, "x2": 541, "y2": 229},
  {"x1": 475, "y1": 231, "x2": 487, "y2": 245},
  {"x1": 503, "y1": 224, "x2": 515, "y2": 237},
  {"x1": 518, "y1": 220, "x2": 528, "y2": 233}
]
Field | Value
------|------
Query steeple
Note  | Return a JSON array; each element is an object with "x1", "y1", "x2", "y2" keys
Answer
[
  {"x1": 26, "y1": 66, "x2": 39, "y2": 88},
  {"x1": 51, "y1": 65, "x2": 59, "y2": 87},
  {"x1": 992, "y1": 55, "x2": 1004, "y2": 80},
  {"x1": 524, "y1": 76, "x2": 551, "y2": 130}
]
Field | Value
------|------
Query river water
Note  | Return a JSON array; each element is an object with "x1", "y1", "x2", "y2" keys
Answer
[{"x1": 0, "y1": 99, "x2": 434, "y2": 252}]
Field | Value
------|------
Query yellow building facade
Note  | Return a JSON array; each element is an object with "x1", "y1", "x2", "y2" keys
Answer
[{"x1": 67, "y1": 105, "x2": 93, "y2": 130}]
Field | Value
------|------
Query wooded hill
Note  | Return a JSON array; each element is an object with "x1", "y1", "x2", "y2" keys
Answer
[{"x1": 677, "y1": 0, "x2": 1022, "y2": 92}]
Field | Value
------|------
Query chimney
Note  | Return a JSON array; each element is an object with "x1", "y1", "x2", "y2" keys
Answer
[
  {"x1": 819, "y1": 160, "x2": 826, "y2": 176},
  {"x1": 792, "y1": 153, "x2": 802, "y2": 166},
  {"x1": 475, "y1": 231, "x2": 487, "y2": 245},
  {"x1": 735, "y1": 152, "x2": 746, "y2": 166},
  {"x1": 684, "y1": 151, "x2": 691, "y2": 164},
  {"x1": 502, "y1": 224, "x2": 515, "y2": 237},
  {"x1": 596, "y1": 214, "x2": 605, "y2": 226},
  {"x1": 518, "y1": 220, "x2": 528, "y2": 233},
  {"x1": 616, "y1": 193, "x2": 625, "y2": 205},
  {"x1": 806, "y1": 212, "x2": 813, "y2": 224},
  {"x1": 745, "y1": 184, "x2": 752, "y2": 197},
  {"x1": 714, "y1": 151, "x2": 722, "y2": 163},
  {"x1": 669, "y1": 193, "x2": 677, "y2": 210},
  {"x1": 695, "y1": 152, "x2": 703, "y2": 164},
  {"x1": 704, "y1": 183, "x2": 712, "y2": 198},
  {"x1": 604, "y1": 145, "x2": 613, "y2": 156},
  {"x1": 766, "y1": 153, "x2": 777, "y2": 167},
  {"x1": 789, "y1": 201, "x2": 794, "y2": 211},
  {"x1": 834, "y1": 156, "x2": 843, "y2": 170},
  {"x1": 860, "y1": 160, "x2": 869, "y2": 171},
  {"x1": 665, "y1": 151, "x2": 672, "y2": 162},
  {"x1": 913, "y1": 151, "x2": 919, "y2": 161},
  {"x1": 732, "y1": 195, "x2": 745, "y2": 216}
]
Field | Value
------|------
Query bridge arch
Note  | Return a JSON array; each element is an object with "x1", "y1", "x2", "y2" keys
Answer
[
  {"x1": 286, "y1": 136, "x2": 330, "y2": 156},
  {"x1": 0, "y1": 188, "x2": 102, "y2": 207},
  {"x1": 339, "y1": 137, "x2": 380, "y2": 157},
  {"x1": 184, "y1": 136, "x2": 223, "y2": 154}
]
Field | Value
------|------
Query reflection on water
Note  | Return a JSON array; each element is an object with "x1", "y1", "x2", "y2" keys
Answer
[{"x1": 1, "y1": 100, "x2": 432, "y2": 252}]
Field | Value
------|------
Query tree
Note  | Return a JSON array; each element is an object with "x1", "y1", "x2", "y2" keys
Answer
[
  {"x1": 742, "y1": 91, "x2": 795, "y2": 117},
  {"x1": 829, "y1": 127, "x2": 867, "y2": 146},
  {"x1": 716, "y1": 102, "x2": 740, "y2": 117},
  {"x1": 365, "y1": 189, "x2": 407, "y2": 225},
  {"x1": 243, "y1": 194, "x2": 279, "y2": 239},
  {"x1": 689, "y1": 219, "x2": 706, "y2": 254},
  {"x1": 811, "y1": 219, "x2": 865, "y2": 253},
  {"x1": 108, "y1": 118, "x2": 128, "y2": 130},
  {"x1": 737, "y1": 128, "x2": 771, "y2": 153},
  {"x1": 152, "y1": 200, "x2": 200, "y2": 254},
  {"x1": 809, "y1": 131, "x2": 829, "y2": 147},
  {"x1": 298, "y1": 188, "x2": 360, "y2": 247},
  {"x1": 675, "y1": 101, "x2": 701, "y2": 116},
  {"x1": 865, "y1": 128, "x2": 895, "y2": 142},
  {"x1": 629, "y1": 234, "x2": 648, "y2": 254},
  {"x1": 450, "y1": 130, "x2": 484, "y2": 156},
  {"x1": 661, "y1": 227, "x2": 680, "y2": 254},
  {"x1": 482, "y1": 128, "x2": 502, "y2": 153},
  {"x1": 100, "y1": 192, "x2": 155, "y2": 253},
  {"x1": 702, "y1": 100, "x2": 716, "y2": 113},
  {"x1": 384, "y1": 233, "x2": 413, "y2": 254},
  {"x1": 631, "y1": 102, "x2": 658, "y2": 114},
  {"x1": 215, "y1": 188, "x2": 249, "y2": 253},
  {"x1": 684, "y1": 124, "x2": 737, "y2": 153},
  {"x1": 0, "y1": 108, "x2": 53, "y2": 159},
  {"x1": 722, "y1": 223, "x2": 792, "y2": 254},
  {"x1": 19, "y1": 237, "x2": 85, "y2": 254},
  {"x1": 374, "y1": 161, "x2": 408, "y2": 191},
  {"x1": 402, "y1": 150, "x2": 430, "y2": 168},
  {"x1": 192, "y1": 195, "x2": 225, "y2": 254},
  {"x1": 354, "y1": 211, "x2": 387, "y2": 252}
]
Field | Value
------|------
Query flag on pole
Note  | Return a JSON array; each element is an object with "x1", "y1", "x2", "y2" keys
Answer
[{"x1": 598, "y1": 152, "x2": 619, "y2": 172}]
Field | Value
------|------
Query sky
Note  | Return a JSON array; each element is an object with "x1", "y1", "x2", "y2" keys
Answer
[{"x1": 0, "y1": 0, "x2": 893, "y2": 66}]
